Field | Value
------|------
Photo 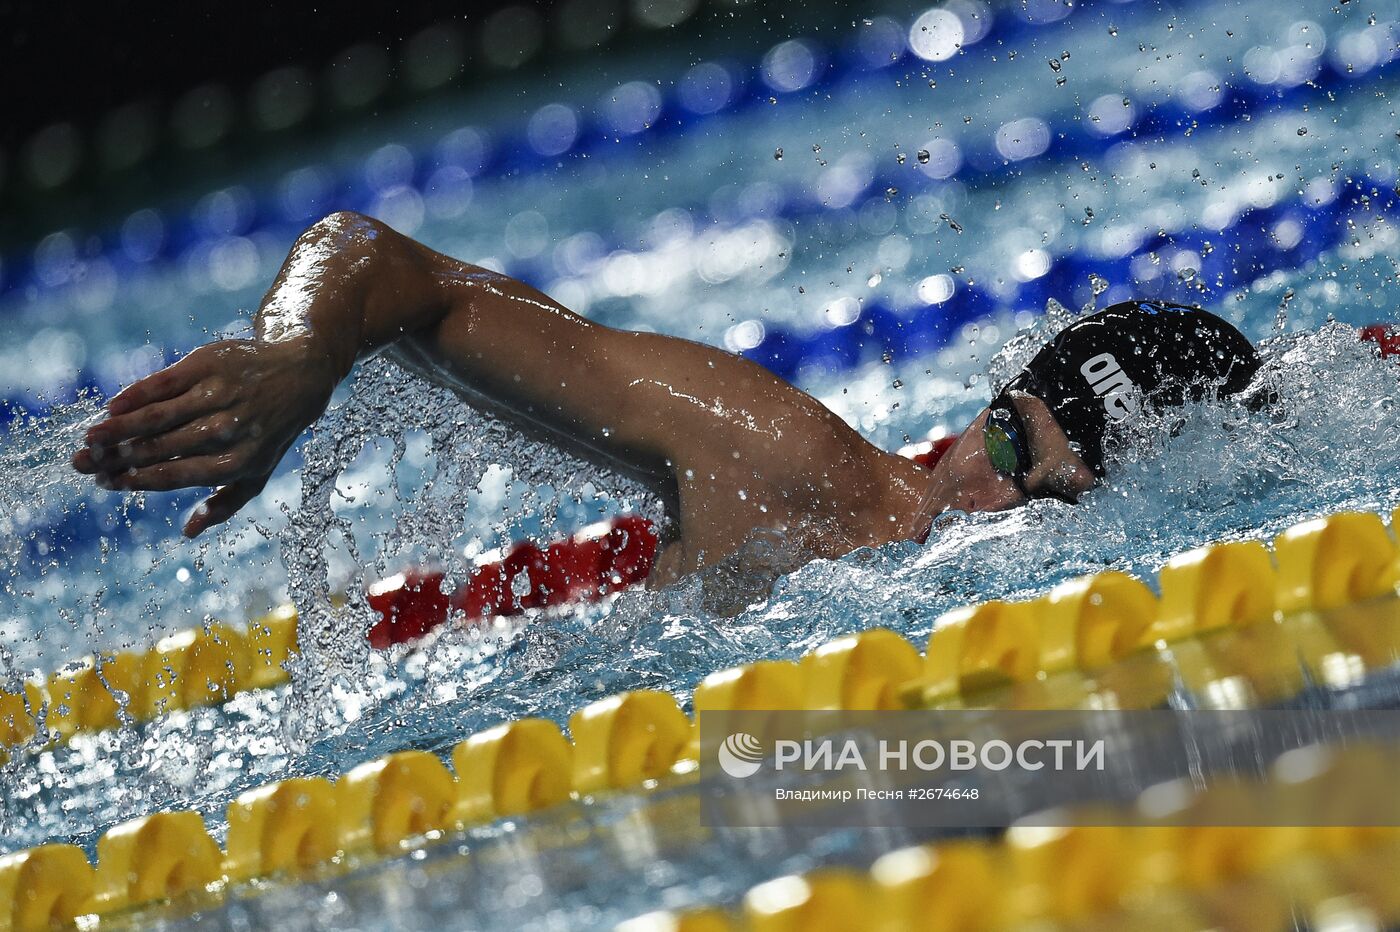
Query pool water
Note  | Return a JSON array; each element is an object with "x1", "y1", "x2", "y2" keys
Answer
[{"x1": 2, "y1": 0, "x2": 1400, "y2": 928}]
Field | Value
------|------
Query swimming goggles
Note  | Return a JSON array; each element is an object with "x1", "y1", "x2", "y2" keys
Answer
[
  {"x1": 983, "y1": 391, "x2": 1033, "y2": 496},
  {"x1": 984, "y1": 392, "x2": 1085, "y2": 504}
]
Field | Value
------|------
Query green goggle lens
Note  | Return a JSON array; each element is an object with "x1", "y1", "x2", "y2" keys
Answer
[{"x1": 984, "y1": 421, "x2": 1022, "y2": 476}]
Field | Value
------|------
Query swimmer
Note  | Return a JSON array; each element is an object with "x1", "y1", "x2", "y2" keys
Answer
[{"x1": 71, "y1": 212, "x2": 1261, "y2": 585}]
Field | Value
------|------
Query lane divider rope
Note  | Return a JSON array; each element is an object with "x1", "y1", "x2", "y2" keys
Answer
[
  {"x1": 1, "y1": 506, "x2": 1397, "y2": 928},
  {"x1": 616, "y1": 744, "x2": 1400, "y2": 932},
  {"x1": 4, "y1": 12, "x2": 1397, "y2": 420},
  {"x1": 0, "y1": 514, "x2": 658, "y2": 751},
  {"x1": 8, "y1": 0, "x2": 1392, "y2": 309}
]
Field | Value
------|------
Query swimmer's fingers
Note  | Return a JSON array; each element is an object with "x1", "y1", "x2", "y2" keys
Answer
[
  {"x1": 85, "y1": 390, "x2": 216, "y2": 451},
  {"x1": 100, "y1": 452, "x2": 252, "y2": 492},
  {"x1": 105, "y1": 350, "x2": 209, "y2": 417},
  {"x1": 90, "y1": 340, "x2": 248, "y2": 446},
  {"x1": 71, "y1": 447, "x2": 99, "y2": 474},
  {"x1": 183, "y1": 475, "x2": 269, "y2": 537},
  {"x1": 82, "y1": 412, "x2": 243, "y2": 473}
]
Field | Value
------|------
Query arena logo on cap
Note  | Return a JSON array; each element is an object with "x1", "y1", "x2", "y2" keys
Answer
[{"x1": 1080, "y1": 352, "x2": 1140, "y2": 420}]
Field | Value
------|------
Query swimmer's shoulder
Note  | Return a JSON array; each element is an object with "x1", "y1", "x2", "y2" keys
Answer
[
  {"x1": 861, "y1": 447, "x2": 943, "y2": 546},
  {"x1": 774, "y1": 435, "x2": 940, "y2": 550}
]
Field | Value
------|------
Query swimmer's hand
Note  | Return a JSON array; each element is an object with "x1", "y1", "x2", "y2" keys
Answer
[{"x1": 72, "y1": 337, "x2": 337, "y2": 537}]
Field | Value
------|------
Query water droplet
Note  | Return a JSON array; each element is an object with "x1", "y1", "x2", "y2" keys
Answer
[
  {"x1": 917, "y1": 149, "x2": 930, "y2": 164},
  {"x1": 773, "y1": 147, "x2": 784, "y2": 160},
  {"x1": 1107, "y1": 24, "x2": 1118, "y2": 36},
  {"x1": 896, "y1": 152, "x2": 907, "y2": 165},
  {"x1": 939, "y1": 212, "x2": 963, "y2": 233},
  {"x1": 812, "y1": 144, "x2": 822, "y2": 153},
  {"x1": 885, "y1": 186, "x2": 899, "y2": 200},
  {"x1": 1048, "y1": 58, "x2": 1062, "y2": 73},
  {"x1": 1274, "y1": 289, "x2": 1295, "y2": 334},
  {"x1": 1177, "y1": 267, "x2": 1198, "y2": 282},
  {"x1": 1297, "y1": 126, "x2": 1308, "y2": 136},
  {"x1": 1089, "y1": 273, "x2": 1110, "y2": 295},
  {"x1": 868, "y1": 272, "x2": 882, "y2": 287}
]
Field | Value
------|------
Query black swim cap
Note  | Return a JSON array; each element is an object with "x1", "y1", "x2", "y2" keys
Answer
[{"x1": 1001, "y1": 300, "x2": 1261, "y2": 475}]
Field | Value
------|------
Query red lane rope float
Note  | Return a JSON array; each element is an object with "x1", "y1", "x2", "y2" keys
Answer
[
  {"x1": 366, "y1": 515, "x2": 659, "y2": 647},
  {"x1": 896, "y1": 435, "x2": 958, "y2": 471},
  {"x1": 1361, "y1": 323, "x2": 1400, "y2": 360},
  {"x1": 366, "y1": 316, "x2": 1400, "y2": 648},
  {"x1": 364, "y1": 437, "x2": 959, "y2": 647}
]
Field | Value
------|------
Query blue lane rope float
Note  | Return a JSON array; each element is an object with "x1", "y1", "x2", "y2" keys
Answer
[
  {"x1": 740, "y1": 175, "x2": 1400, "y2": 381},
  {"x1": 4, "y1": 163, "x2": 1396, "y2": 430},
  {"x1": 1, "y1": 1, "x2": 1395, "y2": 311}
]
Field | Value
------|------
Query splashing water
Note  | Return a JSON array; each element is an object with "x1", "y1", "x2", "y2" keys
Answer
[
  {"x1": 984, "y1": 297, "x2": 1083, "y2": 390},
  {"x1": 1, "y1": 281, "x2": 1397, "y2": 859},
  {"x1": 0, "y1": 395, "x2": 212, "y2": 677},
  {"x1": 273, "y1": 354, "x2": 665, "y2": 740}
]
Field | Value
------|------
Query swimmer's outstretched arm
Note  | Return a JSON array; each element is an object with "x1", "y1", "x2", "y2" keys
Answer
[{"x1": 73, "y1": 212, "x2": 929, "y2": 563}]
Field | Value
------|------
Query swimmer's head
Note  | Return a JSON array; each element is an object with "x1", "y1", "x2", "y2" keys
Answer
[
  {"x1": 932, "y1": 301, "x2": 1262, "y2": 511},
  {"x1": 1000, "y1": 300, "x2": 1262, "y2": 475}
]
